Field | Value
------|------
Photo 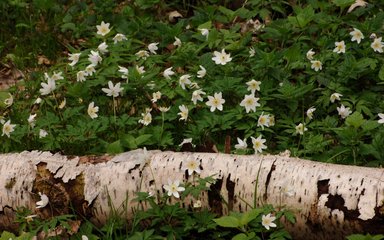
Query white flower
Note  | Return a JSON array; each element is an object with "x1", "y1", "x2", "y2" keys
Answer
[
  {"x1": 295, "y1": 123, "x2": 308, "y2": 135},
  {"x1": 268, "y1": 115, "x2": 275, "y2": 127},
  {"x1": 85, "y1": 64, "x2": 96, "y2": 76},
  {"x1": 378, "y1": 113, "x2": 384, "y2": 124},
  {"x1": 4, "y1": 93, "x2": 13, "y2": 107},
  {"x1": 68, "y1": 53, "x2": 81, "y2": 67},
  {"x1": 337, "y1": 104, "x2": 352, "y2": 119},
  {"x1": 246, "y1": 79, "x2": 261, "y2": 94},
  {"x1": 199, "y1": 28, "x2": 209, "y2": 39},
  {"x1": 113, "y1": 33, "x2": 127, "y2": 44},
  {"x1": 193, "y1": 200, "x2": 202, "y2": 208},
  {"x1": 251, "y1": 135, "x2": 267, "y2": 153},
  {"x1": 179, "y1": 138, "x2": 193, "y2": 147},
  {"x1": 96, "y1": 21, "x2": 111, "y2": 36},
  {"x1": 163, "y1": 67, "x2": 175, "y2": 79},
  {"x1": 240, "y1": 94, "x2": 260, "y2": 113},
  {"x1": 24, "y1": 214, "x2": 37, "y2": 222},
  {"x1": 138, "y1": 112, "x2": 152, "y2": 126},
  {"x1": 135, "y1": 50, "x2": 150, "y2": 60},
  {"x1": 159, "y1": 106, "x2": 170, "y2": 112},
  {"x1": 51, "y1": 71, "x2": 64, "y2": 81},
  {"x1": 97, "y1": 42, "x2": 109, "y2": 54},
  {"x1": 87, "y1": 102, "x2": 99, "y2": 119},
  {"x1": 34, "y1": 97, "x2": 42, "y2": 104},
  {"x1": 212, "y1": 49, "x2": 232, "y2": 65},
  {"x1": 182, "y1": 157, "x2": 201, "y2": 175},
  {"x1": 191, "y1": 89, "x2": 206, "y2": 105},
  {"x1": 178, "y1": 105, "x2": 189, "y2": 121},
  {"x1": 2, "y1": 120, "x2": 16, "y2": 138},
  {"x1": 197, "y1": 65, "x2": 206, "y2": 78},
  {"x1": 261, "y1": 213, "x2": 277, "y2": 230},
  {"x1": 28, "y1": 114, "x2": 37, "y2": 128},
  {"x1": 39, "y1": 129, "x2": 48, "y2": 138},
  {"x1": 163, "y1": 179, "x2": 185, "y2": 198},
  {"x1": 190, "y1": 82, "x2": 200, "y2": 89},
  {"x1": 306, "y1": 106, "x2": 316, "y2": 120},
  {"x1": 281, "y1": 184, "x2": 295, "y2": 197},
  {"x1": 371, "y1": 37, "x2": 384, "y2": 53},
  {"x1": 58, "y1": 98, "x2": 66, "y2": 109},
  {"x1": 88, "y1": 50, "x2": 102, "y2": 66},
  {"x1": 36, "y1": 192, "x2": 49, "y2": 209},
  {"x1": 348, "y1": 0, "x2": 368, "y2": 13},
  {"x1": 306, "y1": 48, "x2": 315, "y2": 60},
  {"x1": 118, "y1": 66, "x2": 129, "y2": 79},
  {"x1": 77, "y1": 71, "x2": 87, "y2": 82},
  {"x1": 206, "y1": 92, "x2": 225, "y2": 112},
  {"x1": 148, "y1": 42, "x2": 159, "y2": 54},
  {"x1": 179, "y1": 74, "x2": 191, "y2": 90},
  {"x1": 81, "y1": 236, "x2": 89, "y2": 240},
  {"x1": 350, "y1": 28, "x2": 364, "y2": 44},
  {"x1": 257, "y1": 112, "x2": 270, "y2": 129},
  {"x1": 310, "y1": 60, "x2": 322, "y2": 71},
  {"x1": 333, "y1": 41, "x2": 346, "y2": 54},
  {"x1": 235, "y1": 138, "x2": 247, "y2": 150},
  {"x1": 151, "y1": 91, "x2": 162, "y2": 103},
  {"x1": 102, "y1": 81, "x2": 124, "y2": 97},
  {"x1": 39, "y1": 78, "x2": 56, "y2": 95},
  {"x1": 173, "y1": 37, "x2": 181, "y2": 47},
  {"x1": 330, "y1": 93, "x2": 342, "y2": 103},
  {"x1": 249, "y1": 47, "x2": 255, "y2": 57},
  {"x1": 136, "y1": 65, "x2": 146, "y2": 75}
]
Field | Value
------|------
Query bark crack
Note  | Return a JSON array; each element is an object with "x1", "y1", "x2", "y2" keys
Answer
[{"x1": 263, "y1": 160, "x2": 276, "y2": 201}]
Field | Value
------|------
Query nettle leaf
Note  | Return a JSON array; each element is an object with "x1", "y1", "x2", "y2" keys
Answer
[
  {"x1": 213, "y1": 216, "x2": 240, "y2": 228},
  {"x1": 345, "y1": 112, "x2": 365, "y2": 128}
]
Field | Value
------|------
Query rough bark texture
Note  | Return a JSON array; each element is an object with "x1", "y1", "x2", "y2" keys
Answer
[{"x1": 1, "y1": 150, "x2": 384, "y2": 239}]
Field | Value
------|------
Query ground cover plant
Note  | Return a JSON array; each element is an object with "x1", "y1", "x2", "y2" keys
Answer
[{"x1": 1, "y1": 0, "x2": 384, "y2": 239}]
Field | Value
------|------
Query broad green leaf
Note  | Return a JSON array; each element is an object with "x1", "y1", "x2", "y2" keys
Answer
[
  {"x1": 240, "y1": 208, "x2": 263, "y2": 225},
  {"x1": 213, "y1": 216, "x2": 241, "y2": 228},
  {"x1": 232, "y1": 233, "x2": 249, "y2": 240},
  {"x1": 106, "y1": 140, "x2": 124, "y2": 154},
  {"x1": 345, "y1": 112, "x2": 365, "y2": 128},
  {"x1": 332, "y1": 0, "x2": 355, "y2": 8}
]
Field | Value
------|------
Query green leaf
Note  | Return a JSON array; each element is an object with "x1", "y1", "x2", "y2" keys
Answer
[
  {"x1": 332, "y1": 0, "x2": 355, "y2": 8},
  {"x1": 240, "y1": 208, "x2": 262, "y2": 226},
  {"x1": 213, "y1": 216, "x2": 240, "y2": 228},
  {"x1": 106, "y1": 140, "x2": 124, "y2": 154},
  {"x1": 232, "y1": 233, "x2": 249, "y2": 240},
  {"x1": 345, "y1": 112, "x2": 365, "y2": 128},
  {"x1": 378, "y1": 64, "x2": 384, "y2": 81}
]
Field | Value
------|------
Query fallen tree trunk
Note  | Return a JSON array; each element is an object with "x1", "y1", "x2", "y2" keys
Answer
[{"x1": 0, "y1": 150, "x2": 383, "y2": 239}]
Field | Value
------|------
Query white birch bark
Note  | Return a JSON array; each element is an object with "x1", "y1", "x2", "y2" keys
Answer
[{"x1": 0, "y1": 150, "x2": 383, "y2": 239}]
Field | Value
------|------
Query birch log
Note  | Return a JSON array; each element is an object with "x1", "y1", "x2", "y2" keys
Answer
[{"x1": 1, "y1": 150, "x2": 384, "y2": 240}]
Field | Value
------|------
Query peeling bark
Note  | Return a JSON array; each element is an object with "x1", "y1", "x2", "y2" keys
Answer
[{"x1": 0, "y1": 150, "x2": 384, "y2": 239}]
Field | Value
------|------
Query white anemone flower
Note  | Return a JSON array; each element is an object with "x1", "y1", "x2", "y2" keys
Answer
[
  {"x1": 148, "y1": 42, "x2": 159, "y2": 54},
  {"x1": 102, "y1": 81, "x2": 124, "y2": 97},
  {"x1": 206, "y1": 92, "x2": 225, "y2": 112},
  {"x1": 96, "y1": 21, "x2": 111, "y2": 36},
  {"x1": 39, "y1": 78, "x2": 56, "y2": 95},
  {"x1": 350, "y1": 28, "x2": 364, "y2": 44},
  {"x1": 163, "y1": 67, "x2": 175, "y2": 79},
  {"x1": 36, "y1": 192, "x2": 49, "y2": 209},
  {"x1": 68, "y1": 53, "x2": 81, "y2": 67},
  {"x1": 251, "y1": 135, "x2": 267, "y2": 153},
  {"x1": 179, "y1": 74, "x2": 191, "y2": 90},
  {"x1": 173, "y1": 37, "x2": 182, "y2": 47},
  {"x1": 240, "y1": 94, "x2": 260, "y2": 113},
  {"x1": 235, "y1": 138, "x2": 248, "y2": 150},
  {"x1": 197, "y1": 65, "x2": 206, "y2": 78},
  {"x1": 178, "y1": 105, "x2": 189, "y2": 121},
  {"x1": 88, "y1": 50, "x2": 102, "y2": 66},
  {"x1": 97, "y1": 42, "x2": 109, "y2": 54},
  {"x1": 212, "y1": 49, "x2": 232, "y2": 65},
  {"x1": 261, "y1": 213, "x2": 277, "y2": 230},
  {"x1": 182, "y1": 157, "x2": 201, "y2": 175},
  {"x1": 113, "y1": 33, "x2": 127, "y2": 44},
  {"x1": 2, "y1": 120, "x2": 16, "y2": 138},
  {"x1": 87, "y1": 102, "x2": 99, "y2": 119},
  {"x1": 163, "y1": 179, "x2": 185, "y2": 198},
  {"x1": 191, "y1": 89, "x2": 206, "y2": 105}
]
